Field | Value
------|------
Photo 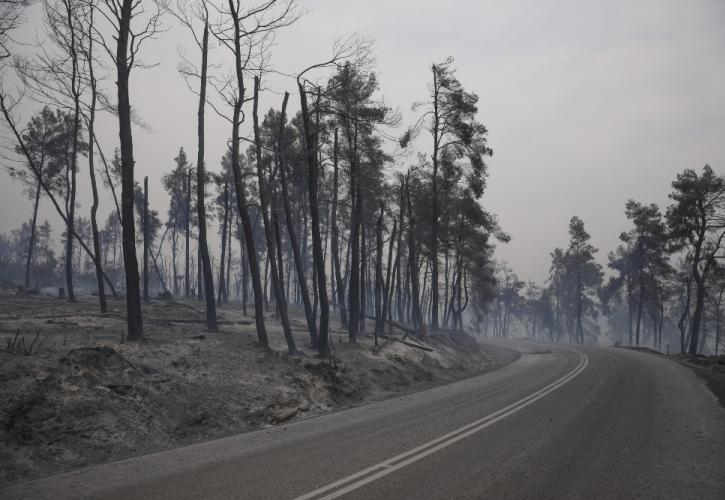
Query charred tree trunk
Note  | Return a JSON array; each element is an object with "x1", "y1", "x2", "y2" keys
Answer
[
  {"x1": 348, "y1": 158, "x2": 361, "y2": 342},
  {"x1": 406, "y1": 175, "x2": 421, "y2": 330},
  {"x1": 195, "y1": 21, "x2": 217, "y2": 331},
  {"x1": 359, "y1": 216, "x2": 366, "y2": 334},
  {"x1": 64, "y1": 0, "x2": 81, "y2": 303},
  {"x1": 239, "y1": 218, "x2": 249, "y2": 317},
  {"x1": 385, "y1": 219, "x2": 398, "y2": 328},
  {"x1": 690, "y1": 274, "x2": 707, "y2": 355},
  {"x1": 331, "y1": 129, "x2": 347, "y2": 327},
  {"x1": 635, "y1": 265, "x2": 644, "y2": 347},
  {"x1": 430, "y1": 68, "x2": 440, "y2": 329},
  {"x1": 172, "y1": 228, "x2": 179, "y2": 295},
  {"x1": 298, "y1": 83, "x2": 329, "y2": 354},
  {"x1": 185, "y1": 166, "x2": 191, "y2": 297},
  {"x1": 25, "y1": 181, "x2": 41, "y2": 289},
  {"x1": 87, "y1": 20, "x2": 107, "y2": 313},
  {"x1": 226, "y1": 211, "x2": 232, "y2": 302},
  {"x1": 116, "y1": 0, "x2": 142, "y2": 339},
  {"x1": 217, "y1": 180, "x2": 229, "y2": 306},
  {"x1": 143, "y1": 176, "x2": 149, "y2": 301},
  {"x1": 278, "y1": 91, "x2": 317, "y2": 346},
  {"x1": 253, "y1": 76, "x2": 296, "y2": 355},
  {"x1": 374, "y1": 204, "x2": 385, "y2": 338},
  {"x1": 396, "y1": 179, "x2": 405, "y2": 322}
]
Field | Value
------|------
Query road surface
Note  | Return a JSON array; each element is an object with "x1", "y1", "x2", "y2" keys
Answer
[{"x1": 3, "y1": 342, "x2": 724, "y2": 499}]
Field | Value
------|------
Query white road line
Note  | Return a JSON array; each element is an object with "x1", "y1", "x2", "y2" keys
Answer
[{"x1": 294, "y1": 348, "x2": 589, "y2": 500}]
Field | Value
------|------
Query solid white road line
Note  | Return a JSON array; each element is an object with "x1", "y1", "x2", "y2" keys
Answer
[{"x1": 294, "y1": 348, "x2": 589, "y2": 500}]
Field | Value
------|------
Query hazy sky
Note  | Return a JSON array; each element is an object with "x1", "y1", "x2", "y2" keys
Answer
[{"x1": 2, "y1": 0, "x2": 724, "y2": 284}]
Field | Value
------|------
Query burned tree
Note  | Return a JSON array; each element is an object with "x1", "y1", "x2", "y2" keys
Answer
[{"x1": 95, "y1": 0, "x2": 163, "y2": 340}]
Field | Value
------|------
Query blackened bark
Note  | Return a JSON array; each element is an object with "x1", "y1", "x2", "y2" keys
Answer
[
  {"x1": 278, "y1": 92, "x2": 317, "y2": 346},
  {"x1": 217, "y1": 180, "x2": 229, "y2": 306},
  {"x1": 298, "y1": 83, "x2": 329, "y2": 355},
  {"x1": 406, "y1": 175, "x2": 421, "y2": 330},
  {"x1": 227, "y1": 18, "x2": 267, "y2": 342},
  {"x1": 253, "y1": 76, "x2": 296, "y2": 355},
  {"x1": 185, "y1": 166, "x2": 191, "y2": 297},
  {"x1": 359, "y1": 216, "x2": 366, "y2": 334},
  {"x1": 430, "y1": 66, "x2": 440, "y2": 329},
  {"x1": 396, "y1": 178, "x2": 405, "y2": 322},
  {"x1": 116, "y1": 0, "x2": 142, "y2": 340},
  {"x1": 25, "y1": 182, "x2": 41, "y2": 288},
  {"x1": 86, "y1": 20, "x2": 107, "y2": 312},
  {"x1": 226, "y1": 210, "x2": 232, "y2": 302},
  {"x1": 381, "y1": 217, "x2": 397, "y2": 333},
  {"x1": 143, "y1": 175, "x2": 149, "y2": 301},
  {"x1": 374, "y1": 204, "x2": 384, "y2": 339},
  {"x1": 331, "y1": 128, "x2": 347, "y2": 327},
  {"x1": 64, "y1": 0, "x2": 80, "y2": 303},
  {"x1": 196, "y1": 21, "x2": 218, "y2": 331},
  {"x1": 348, "y1": 159, "x2": 361, "y2": 341}
]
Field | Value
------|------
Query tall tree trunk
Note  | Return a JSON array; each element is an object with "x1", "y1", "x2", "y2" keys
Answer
[
  {"x1": 690, "y1": 274, "x2": 707, "y2": 355},
  {"x1": 331, "y1": 128, "x2": 347, "y2": 327},
  {"x1": 406, "y1": 174, "x2": 421, "y2": 330},
  {"x1": 185, "y1": 167, "x2": 191, "y2": 297},
  {"x1": 195, "y1": 21, "x2": 217, "y2": 331},
  {"x1": 576, "y1": 273, "x2": 584, "y2": 344},
  {"x1": 64, "y1": 0, "x2": 81, "y2": 303},
  {"x1": 143, "y1": 176, "x2": 149, "y2": 301},
  {"x1": 635, "y1": 268, "x2": 645, "y2": 348},
  {"x1": 443, "y1": 247, "x2": 450, "y2": 328},
  {"x1": 25, "y1": 182, "x2": 41, "y2": 289},
  {"x1": 239, "y1": 219, "x2": 249, "y2": 317},
  {"x1": 253, "y1": 76, "x2": 296, "y2": 354},
  {"x1": 430, "y1": 68, "x2": 440, "y2": 329},
  {"x1": 87, "y1": 15, "x2": 107, "y2": 313},
  {"x1": 197, "y1": 246, "x2": 202, "y2": 300},
  {"x1": 226, "y1": 212, "x2": 232, "y2": 303},
  {"x1": 348, "y1": 156, "x2": 361, "y2": 342},
  {"x1": 627, "y1": 281, "x2": 634, "y2": 345},
  {"x1": 278, "y1": 92, "x2": 317, "y2": 346},
  {"x1": 359, "y1": 217, "x2": 366, "y2": 334},
  {"x1": 396, "y1": 178, "x2": 405, "y2": 322},
  {"x1": 374, "y1": 204, "x2": 385, "y2": 338},
  {"x1": 172, "y1": 228, "x2": 178, "y2": 295},
  {"x1": 116, "y1": 0, "x2": 142, "y2": 339},
  {"x1": 385, "y1": 219, "x2": 398, "y2": 328},
  {"x1": 715, "y1": 291, "x2": 723, "y2": 356},
  {"x1": 217, "y1": 180, "x2": 229, "y2": 306},
  {"x1": 273, "y1": 190, "x2": 286, "y2": 305}
]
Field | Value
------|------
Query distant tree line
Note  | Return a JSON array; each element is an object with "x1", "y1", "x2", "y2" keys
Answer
[{"x1": 483, "y1": 165, "x2": 725, "y2": 356}]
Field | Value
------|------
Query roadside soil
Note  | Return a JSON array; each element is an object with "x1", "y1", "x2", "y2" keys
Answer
[
  {"x1": 617, "y1": 345, "x2": 725, "y2": 408},
  {"x1": 676, "y1": 354, "x2": 725, "y2": 409},
  {"x1": 0, "y1": 292, "x2": 517, "y2": 486}
]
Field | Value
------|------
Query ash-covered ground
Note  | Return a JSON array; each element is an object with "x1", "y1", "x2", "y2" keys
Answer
[{"x1": 0, "y1": 292, "x2": 517, "y2": 485}]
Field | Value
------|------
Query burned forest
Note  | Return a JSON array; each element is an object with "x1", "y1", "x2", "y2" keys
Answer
[{"x1": 0, "y1": 1, "x2": 724, "y2": 498}]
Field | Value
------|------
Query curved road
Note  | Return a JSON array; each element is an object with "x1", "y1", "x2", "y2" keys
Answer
[{"x1": 3, "y1": 342, "x2": 724, "y2": 499}]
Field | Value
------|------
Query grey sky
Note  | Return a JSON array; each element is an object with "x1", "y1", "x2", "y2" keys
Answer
[{"x1": 2, "y1": 0, "x2": 724, "y2": 284}]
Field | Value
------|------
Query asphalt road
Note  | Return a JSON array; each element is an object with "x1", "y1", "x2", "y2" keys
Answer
[{"x1": 3, "y1": 342, "x2": 724, "y2": 499}]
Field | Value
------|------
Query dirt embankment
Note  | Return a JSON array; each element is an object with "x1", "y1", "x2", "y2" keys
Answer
[
  {"x1": 676, "y1": 354, "x2": 725, "y2": 409},
  {"x1": 0, "y1": 293, "x2": 517, "y2": 486}
]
